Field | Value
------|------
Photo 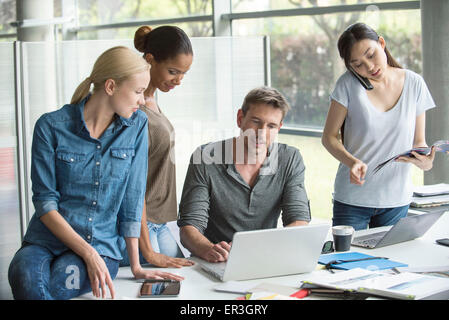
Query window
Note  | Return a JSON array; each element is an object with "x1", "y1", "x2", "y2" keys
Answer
[
  {"x1": 76, "y1": 0, "x2": 213, "y2": 39},
  {"x1": 0, "y1": 0, "x2": 16, "y2": 41},
  {"x1": 232, "y1": 7, "x2": 422, "y2": 130},
  {"x1": 78, "y1": 0, "x2": 212, "y2": 24},
  {"x1": 230, "y1": 1, "x2": 423, "y2": 220},
  {"x1": 232, "y1": 0, "x2": 415, "y2": 12},
  {"x1": 77, "y1": 21, "x2": 213, "y2": 40}
]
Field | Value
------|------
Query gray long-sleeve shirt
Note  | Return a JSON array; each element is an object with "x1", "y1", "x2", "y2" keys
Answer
[{"x1": 177, "y1": 138, "x2": 311, "y2": 243}]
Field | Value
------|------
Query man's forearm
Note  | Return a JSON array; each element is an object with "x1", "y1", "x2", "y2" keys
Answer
[
  {"x1": 180, "y1": 225, "x2": 214, "y2": 259},
  {"x1": 286, "y1": 220, "x2": 309, "y2": 227}
]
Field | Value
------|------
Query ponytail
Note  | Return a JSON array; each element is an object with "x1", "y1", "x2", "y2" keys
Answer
[
  {"x1": 385, "y1": 47, "x2": 402, "y2": 69},
  {"x1": 70, "y1": 77, "x2": 93, "y2": 105},
  {"x1": 69, "y1": 46, "x2": 149, "y2": 105},
  {"x1": 134, "y1": 25, "x2": 192, "y2": 62}
]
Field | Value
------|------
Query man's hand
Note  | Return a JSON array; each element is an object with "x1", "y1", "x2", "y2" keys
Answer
[{"x1": 202, "y1": 241, "x2": 232, "y2": 263}]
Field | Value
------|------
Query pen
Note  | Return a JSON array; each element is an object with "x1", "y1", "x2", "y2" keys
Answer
[{"x1": 325, "y1": 257, "x2": 390, "y2": 273}]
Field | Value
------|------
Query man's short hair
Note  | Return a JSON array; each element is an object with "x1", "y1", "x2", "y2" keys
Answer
[{"x1": 241, "y1": 86, "x2": 291, "y2": 120}]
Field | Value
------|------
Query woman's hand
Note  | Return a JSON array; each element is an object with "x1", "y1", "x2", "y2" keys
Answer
[
  {"x1": 132, "y1": 266, "x2": 185, "y2": 282},
  {"x1": 396, "y1": 146, "x2": 436, "y2": 171},
  {"x1": 144, "y1": 251, "x2": 195, "y2": 268},
  {"x1": 126, "y1": 237, "x2": 184, "y2": 282},
  {"x1": 350, "y1": 160, "x2": 367, "y2": 185},
  {"x1": 83, "y1": 250, "x2": 115, "y2": 299}
]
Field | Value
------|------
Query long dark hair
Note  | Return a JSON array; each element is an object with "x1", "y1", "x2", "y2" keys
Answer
[
  {"x1": 337, "y1": 22, "x2": 402, "y2": 70},
  {"x1": 134, "y1": 25, "x2": 193, "y2": 61}
]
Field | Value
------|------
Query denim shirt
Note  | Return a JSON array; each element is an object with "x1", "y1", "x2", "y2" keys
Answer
[{"x1": 23, "y1": 96, "x2": 148, "y2": 260}]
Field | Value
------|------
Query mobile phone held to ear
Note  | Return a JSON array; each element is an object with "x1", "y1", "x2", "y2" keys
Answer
[
  {"x1": 349, "y1": 68, "x2": 374, "y2": 90},
  {"x1": 139, "y1": 279, "x2": 181, "y2": 298}
]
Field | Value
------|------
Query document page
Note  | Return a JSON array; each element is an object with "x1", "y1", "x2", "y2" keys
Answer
[
  {"x1": 413, "y1": 183, "x2": 449, "y2": 197},
  {"x1": 302, "y1": 268, "x2": 387, "y2": 291}
]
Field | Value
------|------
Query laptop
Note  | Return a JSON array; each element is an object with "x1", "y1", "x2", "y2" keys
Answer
[
  {"x1": 352, "y1": 209, "x2": 446, "y2": 249},
  {"x1": 191, "y1": 224, "x2": 330, "y2": 282}
]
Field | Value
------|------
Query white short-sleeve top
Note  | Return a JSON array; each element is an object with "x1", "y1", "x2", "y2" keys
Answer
[{"x1": 330, "y1": 69, "x2": 436, "y2": 208}]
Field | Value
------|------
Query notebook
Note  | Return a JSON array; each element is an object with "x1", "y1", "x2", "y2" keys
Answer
[
  {"x1": 191, "y1": 224, "x2": 330, "y2": 282},
  {"x1": 352, "y1": 209, "x2": 445, "y2": 249},
  {"x1": 318, "y1": 251, "x2": 407, "y2": 271}
]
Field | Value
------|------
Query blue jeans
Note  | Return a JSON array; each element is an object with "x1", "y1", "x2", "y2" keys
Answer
[
  {"x1": 118, "y1": 222, "x2": 183, "y2": 267},
  {"x1": 333, "y1": 200, "x2": 410, "y2": 231},
  {"x1": 8, "y1": 243, "x2": 119, "y2": 300}
]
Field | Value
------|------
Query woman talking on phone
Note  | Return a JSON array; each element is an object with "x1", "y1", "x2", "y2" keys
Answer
[
  {"x1": 8, "y1": 46, "x2": 183, "y2": 300},
  {"x1": 322, "y1": 22, "x2": 436, "y2": 230}
]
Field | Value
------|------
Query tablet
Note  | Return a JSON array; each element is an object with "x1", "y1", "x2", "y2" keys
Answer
[{"x1": 139, "y1": 280, "x2": 180, "y2": 298}]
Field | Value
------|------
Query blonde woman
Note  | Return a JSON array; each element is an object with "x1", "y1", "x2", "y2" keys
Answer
[{"x1": 8, "y1": 46, "x2": 183, "y2": 300}]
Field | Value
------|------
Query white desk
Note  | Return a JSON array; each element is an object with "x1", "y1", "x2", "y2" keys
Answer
[{"x1": 77, "y1": 212, "x2": 449, "y2": 300}]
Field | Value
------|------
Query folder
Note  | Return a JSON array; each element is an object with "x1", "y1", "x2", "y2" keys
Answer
[{"x1": 318, "y1": 252, "x2": 407, "y2": 271}]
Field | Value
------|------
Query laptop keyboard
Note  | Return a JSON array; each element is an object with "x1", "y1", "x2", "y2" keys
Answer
[
  {"x1": 358, "y1": 238, "x2": 380, "y2": 246},
  {"x1": 200, "y1": 260, "x2": 227, "y2": 279},
  {"x1": 353, "y1": 231, "x2": 388, "y2": 247},
  {"x1": 211, "y1": 262, "x2": 226, "y2": 274}
]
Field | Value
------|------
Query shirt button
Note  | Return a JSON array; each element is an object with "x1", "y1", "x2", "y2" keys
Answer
[
  {"x1": 123, "y1": 154, "x2": 127, "y2": 158},
  {"x1": 87, "y1": 235, "x2": 91, "y2": 240},
  {"x1": 70, "y1": 158, "x2": 74, "y2": 162},
  {"x1": 88, "y1": 217, "x2": 93, "y2": 222},
  {"x1": 92, "y1": 201, "x2": 96, "y2": 205},
  {"x1": 97, "y1": 145, "x2": 101, "y2": 149},
  {"x1": 95, "y1": 181, "x2": 99, "y2": 185},
  {"x1": 96, "y1": 162, "x2": 100, "y2": 166}
]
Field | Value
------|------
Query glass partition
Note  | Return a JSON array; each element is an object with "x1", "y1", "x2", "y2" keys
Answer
[
  {"x1": 0, "y1": 42, "x2": 20, "y2": 299},
  {"x1": 20, "y1": 36, "x2": 266, "y2": 217},
  {"x1": 158, "y1": 36, "x2": 266, "y2": 197}
]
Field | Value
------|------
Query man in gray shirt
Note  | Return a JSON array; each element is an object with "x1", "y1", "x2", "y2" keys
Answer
[{"x1": 178, "y1": 87, "x2": 311, "y2": 263}]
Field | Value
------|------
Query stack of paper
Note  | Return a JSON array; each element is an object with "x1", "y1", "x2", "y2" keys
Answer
[
  {"x1": 215, "y1": 282, "x2": 307, "y2": 300},
  {"x1": 245, "y1": 291, "x2": 299, "y2": 300},
  {"x1": 393, "y1": 265, "x2": 449, "y2": 278},
  {"x1": 302, "y1": 268, "x2": 449, "y2": 300},
  {"x1": 411, "y1": 184, "x2": 449, "y2": 208},
  {"x1": 413, "y1": 184, "x2": 449, "y2": 197}
]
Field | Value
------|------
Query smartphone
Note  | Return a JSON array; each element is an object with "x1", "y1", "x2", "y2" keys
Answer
[
  {"x1": 349, "y1": 68, "x2": 374, "y2": 90},
  {"x1": 436, "y1": 238, "x2": 449, "y2": 247},
  {"x1": 139, "y1": 280, "x2": 181, "y2": 298}
]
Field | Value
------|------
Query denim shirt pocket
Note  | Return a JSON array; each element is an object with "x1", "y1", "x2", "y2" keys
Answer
[
  {"x1": 55, "y1": 150, "x2": 87, "y2": 183},
  {"x1": 110, "y1": 147, "x2": 135, "y2": 179}
]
